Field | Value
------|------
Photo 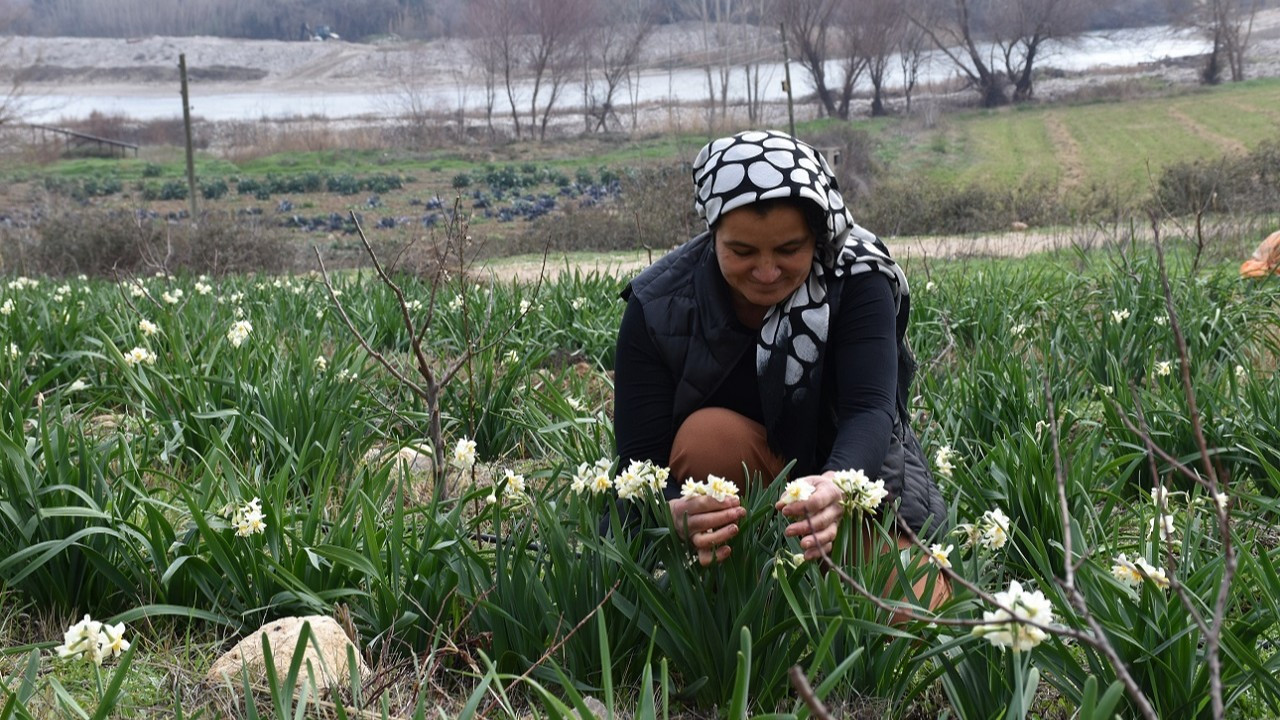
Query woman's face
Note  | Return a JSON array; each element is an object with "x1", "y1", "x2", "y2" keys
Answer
[{"x1": 714, "y1": 203, "x2": 817, "y2": 316}]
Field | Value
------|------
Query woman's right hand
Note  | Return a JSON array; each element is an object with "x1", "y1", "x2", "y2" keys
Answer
[{"x1": 668, "y1": 495, "x2": 747, "y2": 566}]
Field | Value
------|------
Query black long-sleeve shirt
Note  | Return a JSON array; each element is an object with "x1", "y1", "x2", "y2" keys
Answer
[{"x1": 614, "y1": 269, "x2": 898, "y2": 483}]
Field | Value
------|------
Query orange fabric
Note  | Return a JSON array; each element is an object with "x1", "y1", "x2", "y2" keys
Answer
[
  {"x1": 669, "y1": 407, "x2": 786, "y2": 489},
  {"x1": 1241, "y1": 230, "x2": 1280, "y2": 278}
]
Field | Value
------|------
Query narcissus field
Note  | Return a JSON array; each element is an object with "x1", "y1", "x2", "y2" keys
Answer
[{"x1": 2, "y1": 232, "x2": 1279, "y2": 719}]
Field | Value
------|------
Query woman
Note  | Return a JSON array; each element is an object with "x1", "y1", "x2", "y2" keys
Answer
[{"x1": 613, "y1": 130, "x2": 946, "y2": 580}]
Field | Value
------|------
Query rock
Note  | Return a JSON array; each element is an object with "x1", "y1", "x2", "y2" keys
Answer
[
  {"x1": 576, "y1": 696, "x2": 608, "y2": 720},
  {"x1": 1011, "y1": 221, "x2": 1029, "y2": 231},
  {"x1": 205, "y1": 615, "x2": 368, "y2": 690},
  {"x1": 362, "y1": 442, "x2": 434, "y2": 482}
]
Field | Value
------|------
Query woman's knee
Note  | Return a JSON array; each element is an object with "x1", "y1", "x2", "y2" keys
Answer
[{"x1": 670, "y1": 407, "x2": 784, "y2": 486}]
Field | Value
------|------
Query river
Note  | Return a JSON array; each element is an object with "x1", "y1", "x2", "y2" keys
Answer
[{"x1": 24, "y1": 25, "x2": 1207, "y2": 124}]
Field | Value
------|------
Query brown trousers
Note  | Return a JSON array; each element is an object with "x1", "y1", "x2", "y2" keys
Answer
[{"x1": 669, "y1": 406, "x2": 950, "y2": 616}]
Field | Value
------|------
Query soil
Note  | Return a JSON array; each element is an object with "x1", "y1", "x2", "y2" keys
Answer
[{"x1": 476, "y1": 227, "x2": 1100, "y2": 283}]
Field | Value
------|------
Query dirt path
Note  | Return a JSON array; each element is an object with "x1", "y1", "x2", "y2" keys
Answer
[
  {"x1": 1167, "y1": 107, "x2": 1249, "y2": 155},
  {"x1": 1043, "y1": 113, "x2": 1086, "y2": 195},
  {"x1": 477, "y1": 229, "x2": 1097, "y2": 283}
]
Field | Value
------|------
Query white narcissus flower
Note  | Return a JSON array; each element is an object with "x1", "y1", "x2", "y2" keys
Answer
[
  {"x1": 1155, "y1": 360, "x2": 1172, "y2": 377},
  {"x1": 519, "y1": 299, "x2": 532, "y2": 314},
  {"x1": 226, "y1": 320, "x2": 253, "y2": 348},
  {"x1": 1110, "y1": 553, "x2": 1144, "y2": 589},
  {"x1": 1110, "y1": 308, "x2": 1131, "y2": 324},
  {"x1": 233, "y1": 497, "x2": 267, "y2": 536},
  {"x1": 500, "y1": 468, "x2": 528, "y2": 500},
  {"x1": 453, "y1": 438, "x2": 477, "y2": 468},
  {"x1": 1150, "y1": 485, "x2": 1169, "y2": 508},
  {"x1": 779, "y1": 479, "x2": 815, "y2": 506},
  {"x1": 566, "y1": 395, "x2": 584, "y2": 412},
  {"x1": 1133, "y1": 557, "x2": 1170, "y2": 589},
  {"x1": 933, "y1": 445, "x2": 957, "y2": 480},
  {"x1": 55, "y1": 614, "x2": 107, "y2": 666},
  {"x1": 571, "y1": 458, "x2": 613, "y2": 495},
  {"x1": 706, "y1": 474, "x2": 738, "y2": 502},
  {"x1": 680, "y1": 478, "x2": 706, "y2": 498},
  {"x1": 1214, "y1": 492, "x2": 1228, "y2": 511},
  {"x1": 831, "y1": 468, "x2": 888, "y2": 512},
  {"x1": 161, "y1": 288, "x2": 183, "y2": 304},
  {"x1": 614, "y1": 459, "x2": 670, "y2": 501},
  {"x1": 1154, "y1": 314, "x2": 1169, "y2": 326},
  {"x1": 406, "y1": 299, "x2": 424, "y2": 312},
  {"x1": 928, "y1": 543, "x2": 953, "y2": 569},
  {"x1": 980, "y1": 508, "x2": 1011, "y2": 550},
  {"x1": 503, "y1": 349, "x2": 519, "y2": 364},
  {"x1": 972, "y1": 580, "x2": 1055, "y2": 652},
  {"x1": 194, "y1": 281, "x2": 213, "y2": 295},
  {"x1": 571, "y1": 296, "x2": 586, "y2": 310},
  {"x1": 1235, "y1": 364, "x2": 1247, "y2": 382},
  {"x1": 954, "y1": 521, "x2": 982, "y2": 550},
  {"x1": 1010, "y1": 321, "x2": 1029, "y2": 337},
  {"x1": 69, "y1": 379, "x2": 89, "y2": 392},
  {"x1": 138, "y1": 319, "x2": 159, "y2": 336},
  {"x1": 123, "y1": 346, "x2": 157, "y2": 367},
  {"x1": 313, "y1": 355, "x2": 327, "y2": 372},
  {"x1": 1150, "y1": 513, "x2": 1176, "y2": 543},
  {"x1": 100, "y1": 622, "x2": 130, "y2": 660},
  {"x1": 925, "y1": 281, "x2": 937, "y2": 292},
  {"x1": 448, "y1": 294, "x2": 464, "y2": 311},
  {"x1": 0, "y1": 298, "x2": 13, "y2": 315},
  {"x1": 7, "y1": 343, "x2": 19, "y2": 360}
]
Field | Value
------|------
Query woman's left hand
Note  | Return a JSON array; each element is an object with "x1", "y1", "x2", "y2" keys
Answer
[{"x1": 777, "y1": 471, "x2": 844, "y2": 562}]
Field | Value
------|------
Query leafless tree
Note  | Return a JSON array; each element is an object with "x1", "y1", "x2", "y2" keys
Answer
[
  {"x1": 680, "y1": 0, "x2": 742, "y2": 131},
  {"x1": 897, "y1": 2, "x2": 932, "y2": 114},
  {"x1": 468, "y1": 0, "x2": 526, "y2": 139},
  {"x1": 775, "y1": 0, "x2": 867, "y2": 120},
  {"x1": 0, "y1": 0, "x2": 29, "y2": 128},
  {"x1": 525, "y1": 0, "x2": 595, "y2": 140},
  {"x1": 465, "y1": 7, "x2": 505, "y2": 139},
  {"x1": 583, "y1": 0, "x2": 656, "y2": 132},
  {"x1": 738, "y1": 0, "x2": 771, "y2": 124},
  {"x1": 1183, "y1": 0, "x2": 1262, "y2": 83},
  {"x1": 910, "y1": 0, "x2": 1093, "y2": 107},
  {"x1": 849, "y1": 0, "x2": 911, "y2": 116}
]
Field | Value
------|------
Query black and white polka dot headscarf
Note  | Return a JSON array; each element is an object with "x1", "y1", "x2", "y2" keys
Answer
[{"x1": 692, "y1": 129, "x2": 910, "y2": 448}]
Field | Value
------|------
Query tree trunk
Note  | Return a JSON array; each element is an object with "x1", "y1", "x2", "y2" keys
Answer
[
  {"x1": 1203, "y1": 29, "x2": 1223, "y2": 85},
  {"x1": 1012, "y1": 44, "x2": 1038, "y2": 102}
]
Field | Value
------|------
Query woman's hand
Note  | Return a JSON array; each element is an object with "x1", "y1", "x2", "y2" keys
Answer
[
  {"x1": 669, "y1": 495, "x2": 747, "y2": 566},
  {"x1": 777, "y1": 471, "x2": 845, "y2": 562}
]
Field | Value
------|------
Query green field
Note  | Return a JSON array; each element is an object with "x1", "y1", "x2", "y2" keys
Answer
[
  {"x1": 902, "y1": 78, "x2": 1280, "y2": 195},
  {"x1": 6, "y1": 78, "x2": 1279, "y2": 202}
]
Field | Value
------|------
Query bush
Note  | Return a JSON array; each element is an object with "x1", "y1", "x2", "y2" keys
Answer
[
  {"x1": 508, "y1": 164, "x2": 697, "y2": 256},
  {"x1": 141, "y1": 163, "x2": 164, "y2": 178},
  {"x1": 327, "y1": 174, "x2": 362, "y2": 195},
  {"x1": 1152, "y1": 139, "x2": 1280, "y2": 216},
  {"x1": 158, "y1": 181, "x2": 188, "y2": 201},
  {"x1": 857, "y1": 176, "x2": 1061, "y2": 236},
  {"x1": 236, "y1": 177, "x2": 264, "y2": 196},
  {"x1": 0, "y1": 208, "x2": 296, "y2": 277},
  {"x1": 201, "y1": 178, "x2": 229, "y2": 200},
  {"x1": 451, "y1": 173, "x2": 472, "y2": 189}
]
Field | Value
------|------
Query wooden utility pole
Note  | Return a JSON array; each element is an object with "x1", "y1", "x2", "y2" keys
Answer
[
  {"x1": 779, "y1": 23, "x2": 796, "y2": 139},
  {"x1": 179, "y1": 53, "x2": 198, "y2": 219}
]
